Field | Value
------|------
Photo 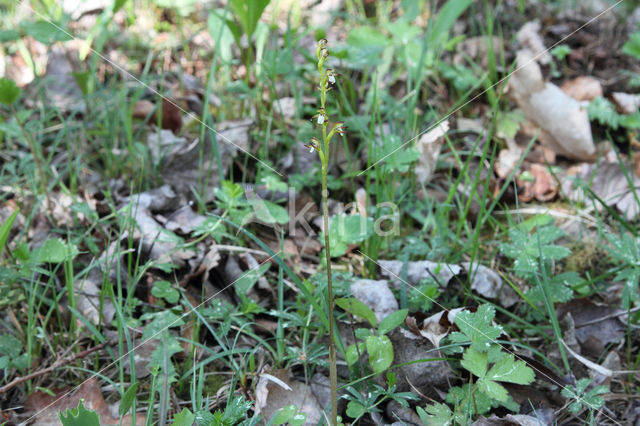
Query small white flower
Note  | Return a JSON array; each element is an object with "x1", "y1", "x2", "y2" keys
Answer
[
  {"x1": 317, "y1": 114, "x2": 325, "y2": 125},
  {"x1": 328, "y1": 74, "x2": 336, "y2": 84},
  {"x1": 309, "y1": 146, "x2": 314, "y2": 153}
]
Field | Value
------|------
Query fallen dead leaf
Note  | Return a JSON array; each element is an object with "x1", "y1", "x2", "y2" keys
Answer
[
  {"x1": 517, "y1": 163, "x2": 558, "y2": 202},
  {"x1": 509, "y1": 50, "x2": 595, "y2": 161},
  {"x1": 517, "y1": 21, "x2": 552, "y2": 65},
  {"x1": 561, "y1": 76, "x2": 603, "y2": 102},
  {"x1": 611, "y1": 92, "x2": 640, "y2": 115},
  {"x1": 415, "y1": 120, "x2": 449, "y2": 185},
  {"x1": 25, "y1": 378, "x2": 145, "y2": 425}
]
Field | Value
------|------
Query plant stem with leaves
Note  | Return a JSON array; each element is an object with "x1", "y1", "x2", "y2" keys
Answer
[{"x1": 308, "y1": 39, "x2": 346, "y2": 426}]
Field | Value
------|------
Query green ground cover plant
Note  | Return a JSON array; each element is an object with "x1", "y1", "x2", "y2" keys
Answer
[{"x1": 0, "y1": 0, "x2": 639, "y2": 425}]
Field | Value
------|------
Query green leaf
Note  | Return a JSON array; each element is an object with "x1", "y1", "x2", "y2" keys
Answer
[
  {"x1": 330, "y1": 214, "x2": 375, "y2": 245},
  {"x1": 377, "y1": 309, "x2": 408, "y2": 336},
  {"x1": 208, "y1": 9, "x2": 237, "y2": 63},
  {"x1": 0, "y1": 29, "x2": 20, "y2": 42},
  {"x1": 118, "y1": 383, "x2": 138, "y2": 416},
  {"x1": 22, "y1": 20, "x2": 73, "y2": 44},
  {"x1": 485, "y1": 354, "x2": 535, "y2": 385},
  {"x1": 268, "y1": 404, "x2": 305, "y2": 425},
  {"x1": 234, "y1": 262, "x2": 270, "y2": 296},
  {"x1": 0, "y1": 78, "x2": 21, "y2": 105},
  {"x1": 58, "y1": 400, "x2": 101, "y2": 426},
  {"x1": 366, "y1": 334, "x2": 394, "y2": 375},
  {"x1": 0, "y1": 209, "x2": 19, "y2": 254},
  {"x1": 419, "y1": 403, "x2": 454, "y2": 426},
  {"x1": 345, "y1": 343, "x2": 362, "y2": 366},
  {"x1": 34, "y1": 238, "x2": 79, "y2": 264},
  {"x1": 229, "y1": 0, "x2": 270, "y2": 40},
  {"x1": 623, "y1": 32, "x2": 640, "y2": 60},
  {"x1": 460, "y1": 347, "x2": 487, "y2": 378},
  {"x1": 429, "y1": 0, "x2": 473, "y2": 46},
  {"x1": 346, "y1": 401, "x2": 366, "y2": 419},
  {"x1": 171, "y1": 408, "x2": 195, "y2": 426},
  {"x1": 141, "y1": 310, "x2": 184, "y2": 340},
  {"x1": 449, "y1": 304, "x2": 502, "y2": 351},
  {"x1": 151, "y1": 280, "x2": 180, "y2": 304},
  {"x1": 0, "y1": 334, "x2": 22, "y2": 358},
  {"x1": 335, "y1": 297, "x2": 377, "y2": 328},
  {"x1": 247, "y1": 199, "x2": 289, "y2": 225}
]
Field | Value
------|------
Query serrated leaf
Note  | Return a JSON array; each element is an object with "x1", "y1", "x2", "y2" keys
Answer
[
  {"x1": 460, "y1": 347, "x2": 487, "y2": 378},
  {"x1": 451, "y1": 304, "x2": 502, "y2": 351},
  {"x1": 378, "y1": 309, "x2": 408, "y2": 336},
  {"x1": 485, "y1": 354, "x2": 535, "y2": 385},
  {"x1": 58, "y1": 400, "x2": 100, "y2": 426},
  {"x1": 336, "y1": 297, "x2": 377, "y2": 327},
  {"x1": 171, "y1": 408, "x2": 195, "y2": 426},
  {"x1": 477, "y1": 377, "x2": 509, "y2": 402},
  {"x1": 420, "y1": 402, "x2": 454, "y2": 426},
  {"x1": 366, "y1": 334, "x2": 393, "y2": 375},
  {"x1": 151, "y1": 280, "x2": 180, "y2": 304}
]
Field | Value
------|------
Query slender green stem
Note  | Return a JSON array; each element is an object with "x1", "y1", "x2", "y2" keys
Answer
[{"x1": 11, "y1": 105, "x2": 45, "y2": 193}]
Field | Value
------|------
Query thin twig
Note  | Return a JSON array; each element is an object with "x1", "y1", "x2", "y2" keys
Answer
[{"x1": 0, "y1": 339, "x2": 115, "y2": 394}]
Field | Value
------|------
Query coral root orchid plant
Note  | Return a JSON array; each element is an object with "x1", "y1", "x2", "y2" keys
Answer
[{"x1": 308, "y1": 38, "x2": 345, "y2": 426}]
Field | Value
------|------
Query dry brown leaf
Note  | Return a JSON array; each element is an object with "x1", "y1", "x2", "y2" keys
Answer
[
  {"x1": 517, "y1": 163, "x2": 558, "y2": 202},
  {"x1": 25, "y1": 378, "x2": 145, "y2": 425},
  {"x1": 509, "y1": 50, "x2": 595, "y2": 161},
  {"x1": 611, "y1": 92, "x2": 640, "y2": 115},
  {"x1": 561, "y1": 76, "x2": 603, "y2": 102}
]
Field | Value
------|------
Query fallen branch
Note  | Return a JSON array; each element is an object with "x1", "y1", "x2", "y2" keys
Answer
[{"x1": 0, "y1": 339, "x2": 114, "y2": 394}]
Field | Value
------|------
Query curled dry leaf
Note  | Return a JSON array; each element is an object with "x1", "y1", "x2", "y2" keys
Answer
[
  {"x1": 517, "y1": 21, "x2": 552, "y2": 65},
  {"x1": 415, "y1": 120, "x2": 449, "y2": 185},
  {"x1": 517, "y1": 163, "x2": 558, "y2": 202},
  {"x1": 509, "y1": 50, "x2": 595, "y2": 161}
]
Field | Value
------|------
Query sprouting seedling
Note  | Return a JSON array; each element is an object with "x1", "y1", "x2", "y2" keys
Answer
[{"x1": 308, "y1": 38, "x2": 346, "y2": 426}]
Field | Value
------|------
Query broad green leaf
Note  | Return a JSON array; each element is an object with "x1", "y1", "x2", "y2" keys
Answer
[
  {"x1": 377, "y1": 309, "x2": 408, "y2": 336},
  {"x1": 247, "y1": 199, "x2": 289, "y2": 225},
  {"x1": 0, "y1": 29, "x2": 20, "y2": 42},
  {"x1": 0, "y1": 78, "x2": 21, "y2": 105},
  {"x1": 151, "y1": 280, "x2": 180, "y2": 304},
  {"x1": 268, "y1": 404, "x2": 305, "y2": 426},
  {"x1": 171, "y1": 408, "x2": 195, "y2": 426},
  {"x1": 208, "y1": 9, "x2": 235, "y2": 63},
  {"x1": 460, "y1": 347, "x2": 487, "y2": 378},
  {"x1": 330, "y1": 214, "x2": 375, "y2": 245},
  {"x1": 22, "y1": 20, "x2": 73, "y2": 44},
  {"x1": 229, "y1": 0, "x2": 270, "y2": 40},
  {"x1": 118, "y1": 383, "x2": 139, "y2": 416},
  {"x1": 234, "y1": 262, "x2": 270, "y2": 296},
  {"x1": 34, "y1": 238, "x2": 79, "y2": 264},
  {"x1": 419, "y1": 403, "x2": 453, "y2": 426},
  {"x1": 449, "y1": 304, "x2": 502, "y2": 351},
  {"x1": 366, "y1": 334, "x2": 393, "y2": 375},
  {"x1": 345, "y1": 343, "x2": 362, "y2": 366},
  {"x1": 623, "y1": 32, "x2": 640, "y2": 60},
  {"x1": 485, "y1": 354, "x2": 534, "y2": 385},
  {"x1": 141, "y1": 310, "x2": 184, "y2": 340},
  {"x1": 58, "y1": 400, "x2": 100, "y2": 426},
  {"x1": 335, "y1": 297, "x2": 377, "y2": 328},
  {"x1": 477, "y1": 377, "x2": 509, "y2": 402},
  {"x1": 346, "y1": 401, "x2": 366, "y2": 419},
  {"x1": 0, "y1": 334, "x2": 22, "y2": 358}
]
